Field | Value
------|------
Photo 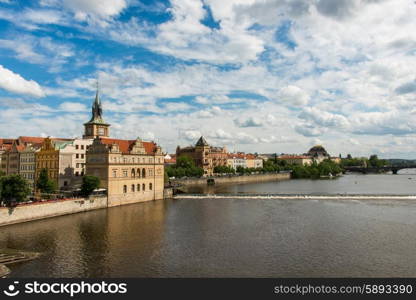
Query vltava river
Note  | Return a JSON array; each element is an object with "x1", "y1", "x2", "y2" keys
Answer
[{"x1": 3, "y1": 173, "x2": 416, "y2": 277}]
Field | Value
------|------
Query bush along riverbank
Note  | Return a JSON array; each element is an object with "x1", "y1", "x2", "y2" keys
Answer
[
  {"x1": 290, "y1": 160, "x2": 343, "y2": 179},
  {"x1": 166, "y1": 155, "x2": 343, "y2": 181}
]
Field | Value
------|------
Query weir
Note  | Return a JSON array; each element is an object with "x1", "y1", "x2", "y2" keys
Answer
[{"x1": 175, "y1": 194, "x2": 416, "y2": 200}]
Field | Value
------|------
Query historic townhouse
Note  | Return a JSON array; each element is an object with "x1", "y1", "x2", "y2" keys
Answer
[
  {"x1": 227, "y1": 153, "x2": 264, "y2": 170},
  {"x1": 227, "y1": 153, "x2": 247, "y2": 170},
  {"x1": 86, "y1": 137, "x2": 164, "y2": 206},
  {"x1": 20, "y1": 144, "x2": 41, "y2": 189},
  {"x1": 35, "y1": 137, "x2": 92, "y2": 189},
  {"x1": 84, "y1": 90, "x2": 164, "y2": 206},
  {"x1": 245, "y1": 154, "x2": 264, "y2": 169},
  {"x1": 1, "y1": 137, "x2": 45, "y2": 176},
  {"x1": 0, "y1": 138, "x2": 14, "y2": 174},
  {"x1": 176, "y1": 136, "x2": 228, "y2": 176}
]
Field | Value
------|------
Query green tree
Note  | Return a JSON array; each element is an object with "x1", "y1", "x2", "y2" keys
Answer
[
  {"x1": 164, "y1": 170, "x2": 169, "y2": 184},
  {"x1": 36, "y1": 168, "x2": 56, "y2": 194},
  {"x1": 368, "y1": 154, "x2": 387, "y2": 168},
  {"x1": 0, "y1": 174, "x2": 31, "y2": 206},
  {"x1": 80, "y1": 175, "x2": 101, "y2": 198},
  {"x1": 176, "y1": 155, "x2": 195, "y2": 169},
  {"x1": 166, "y1": 155, "x2": 204, "y2": 178},
  {"x1": 214, "y1": 165, "x2": 235, "y2": 174}
]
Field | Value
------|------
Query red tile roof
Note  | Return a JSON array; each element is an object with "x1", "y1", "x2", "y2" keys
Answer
[
  {"x1": 0, "y1": 138, "x2": 14, "y2": 151},
  {"x1": 18, "y1": 136, "x2": 46, "y2": 145},
  {"x1": 227, "y1": 153, "x2": 246, "y2": 159},
  {"x1": 99, "y1": 138, "x2": 157, "y2": 155},
  {"x1": 279, "y1": 155, "x2": 312, "y2": 159}
]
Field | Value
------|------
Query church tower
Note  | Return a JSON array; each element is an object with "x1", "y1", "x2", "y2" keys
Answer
[{"x1": 83, "y1": 88, "x2": 110, "y2": 139}]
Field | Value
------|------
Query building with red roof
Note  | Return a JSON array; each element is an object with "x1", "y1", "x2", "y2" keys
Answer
[
  {"x1": 176, "y1": 136, "x2": 228, "y2": 176},
  {"x1": 83, "y1": 90, "x2": 165, "y2": 207}
]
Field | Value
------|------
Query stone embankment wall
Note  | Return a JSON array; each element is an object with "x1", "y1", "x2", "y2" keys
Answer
[
  {"x1": 172, "y1": 172, "x2": 291, "y2": 186},
  {"x1": 0, "y1": 196, "x2": 107, "y2": 227}
]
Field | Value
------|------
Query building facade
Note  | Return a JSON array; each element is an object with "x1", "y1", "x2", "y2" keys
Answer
[
  {"x1": 278, "y1": 155, "x2": 314, "y2": 166},
  {"x1": 227, "y1": 153, "x2": 247, "y2": 170},
  {"x1": 84, "y1": 91, "x2": 165, "y2": 206},
  {"x1": 0, "y1": 138, "x2": 14, "y2": 174},
  {"x1": 35, "y1": 137, "x2": 93, "y2": 189},
  {"x1": 86, "y1": 137, "x2": 164, "y2": 207},
  {"x1": 246, "y1": 154, "x2": 263, "y2": 169},
  {"x1": 20, "y1": 144, "x2": 40, "y2": 189},
  {"x1": 176, "y1": 136, "x2": 228, "y2": 176}
]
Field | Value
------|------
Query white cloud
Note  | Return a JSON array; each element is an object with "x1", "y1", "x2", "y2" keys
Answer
[
  {"x1": 58, "y1": 102, "x2": 88, "y2": 112},
  {"x1": 234, "y1": 117, "x2": 263, "y2": 128},
  {"x1": 0, "y1": 65, "x2": 45, "y2": 97},
  {"x1": 277, "y1": 85, "x2": 310, "y2": 106},
  {"x1": 63, "y1": 0, "x2": 127, "y2": 22},
  {"x1": 0, "y1": 35, "x2": 74, "y2": 71}
]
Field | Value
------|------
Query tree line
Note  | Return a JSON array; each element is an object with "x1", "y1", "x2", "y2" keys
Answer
[
  {"x1": 341, "y1": 154, "x2": 388, "y2": 168},
  {"x1": 166, "y1": 153, "x2": 388, "y2": 180}
]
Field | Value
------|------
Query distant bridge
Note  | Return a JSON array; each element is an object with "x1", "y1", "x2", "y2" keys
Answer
[{"x1": 344, "y1": 165, "x2": 416, "y2": 174}]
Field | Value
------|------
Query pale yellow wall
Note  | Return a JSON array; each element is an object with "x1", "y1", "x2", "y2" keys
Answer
[{"x1": 86, "y1": 147, "x2": 165, "y2": 207}]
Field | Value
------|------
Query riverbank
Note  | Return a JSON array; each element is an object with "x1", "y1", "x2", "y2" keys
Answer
[
  {"x1": 0, "y1": 196, "x2": 108, "y2": 227},
  {"x1": 171, "y1": 172, "x2": 291, "y2": 186}
]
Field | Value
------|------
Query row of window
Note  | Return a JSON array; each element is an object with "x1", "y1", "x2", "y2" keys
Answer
[
  {"x1": 75, "y1": 154, "x2": 85, "y2": 159},
  {"x1": 112, "y1": 168, "x2": 154, "y2": 178},
  {"x1": 20, "y1": 165, "x2": 35, "y2": 171},
  {"x1": 20, "y1": 157, "x2": 35, "y2": 163},
  {"x1": 75, "y1": 145, "x2": 89, "y2": 150},
  {"x1": 21, "y1": 173, "x2": 34, "y2": 179},
  {"x1": 123, "y1": 183, "x2": 153, "y2": 193},
  {"x1": 111, "y1": 157, "x2": 162, "y2": 164},
  {"x1": 37, "y1": 161, "x2": 58, "y2": 169}
]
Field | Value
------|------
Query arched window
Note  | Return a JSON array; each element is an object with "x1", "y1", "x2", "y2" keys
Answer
[
  {"x1": 131, "y1": 169, "x2": 135, "y2": 177},
  {"x1": 142, "y1": 168, "x2": 146, "y2": 178},
  {"x1": 142, "y1": 183, "x2": 145, "y2": 191},
  {"x1": 131, "y1": 184, "x2": 135, "y2": 192},
  {"x1": 123, "y1": 185, "x2": 127, "y2": 193},
  {"x1": 137, "y1": 168, "x2": 141, "y2": 178},
  {"x1": 137, "y1": 184, "x2": 140, "y2": 191},
  {"x1": 149, "y1": 183, "x2": 153, "y2": 190}
]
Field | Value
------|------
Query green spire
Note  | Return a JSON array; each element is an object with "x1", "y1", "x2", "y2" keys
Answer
[{"x1": 86, "y1": 85, "x2": 107, "y2": 125}]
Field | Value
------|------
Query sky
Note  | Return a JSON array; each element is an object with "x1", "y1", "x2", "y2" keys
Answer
[{"x1": 0, "y1": 0, "x2": 415, "y2": 158}]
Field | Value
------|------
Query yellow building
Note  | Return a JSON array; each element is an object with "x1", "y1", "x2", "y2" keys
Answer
[
  {"x1": 35, "y1": 137, "x2": 93, "y2": 189},
  {"x1": 84, "y1": 90, "x2": 165, "y2": 206},
  {"x1": 278, "y1": 155, "x2": 314, "y2": 166},
  {"x1": 246, "y1": 154, "x2": 263, "y2": 169},
  {"x1": 35, "y1": 137, "x2": 61, "y2": 186},
  {"x1": 86, "y1": 137, "x2": 164, "y2": 207}
]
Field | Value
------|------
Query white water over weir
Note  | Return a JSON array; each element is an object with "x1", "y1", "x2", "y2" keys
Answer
[{"x1": 176, "y1": 194, "x2": 416, "y2": 200}]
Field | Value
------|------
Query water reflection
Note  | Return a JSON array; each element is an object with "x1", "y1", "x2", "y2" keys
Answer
[
  {"x1": 183, "y1": 173, "x2": 416, "y2": 195},
  {"x1": 2, "y1": 174, "x2": 416, "y2": 277}
]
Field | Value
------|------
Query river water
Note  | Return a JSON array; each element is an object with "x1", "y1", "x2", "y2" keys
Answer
[{"x1": 3, "y1": 173, "x2": 416, "y2": 277}]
